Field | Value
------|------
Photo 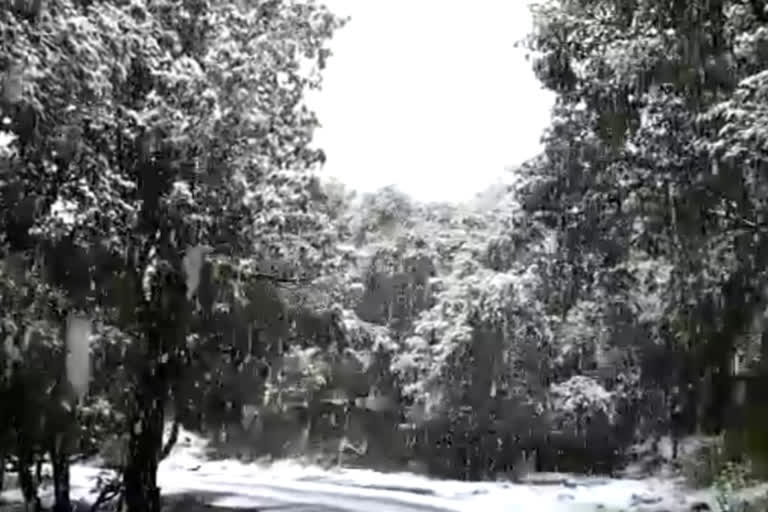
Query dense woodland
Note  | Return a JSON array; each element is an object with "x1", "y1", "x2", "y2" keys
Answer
[{"x1": 2, "y1": 0, "x2": 768, "y2": 510}]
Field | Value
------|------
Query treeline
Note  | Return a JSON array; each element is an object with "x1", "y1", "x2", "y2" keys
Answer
[
  {"x1": 3, "y1": 0, "x2": 768, "y2": 510},
  {"x1": 221, "y1": 0, "x2": 768, "y2": 482},
  {"x1": 271, "y1": 0, "x2": 768, "y2": 484}
]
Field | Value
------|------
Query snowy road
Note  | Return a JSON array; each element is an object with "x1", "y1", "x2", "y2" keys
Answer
[
  {"x1": 1, "y1": 430, "x2": 725, "y2": 511},
  {"x1": 3, "y1": 460, "x2": 714, "y2": 512},
  {"x1": 83, "y1": 459, "x2": 706, "y2": 512},
  {"x1": 145, "y1": 466, "x2": 715, "y2": 512}
]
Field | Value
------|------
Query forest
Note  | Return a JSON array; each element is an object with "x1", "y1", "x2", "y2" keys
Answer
[{"x1": 2, "y1": 0, "x2": 768, "y2": 511}]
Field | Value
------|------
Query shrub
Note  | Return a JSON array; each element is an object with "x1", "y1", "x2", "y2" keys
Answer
[{"x1": 681, "y1": 436, "x2": 728, "y2": 488}]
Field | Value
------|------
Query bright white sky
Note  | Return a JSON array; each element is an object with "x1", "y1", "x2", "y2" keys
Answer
[{"x1": 308, "y1": 0, "x2": 555, "y2": 203}]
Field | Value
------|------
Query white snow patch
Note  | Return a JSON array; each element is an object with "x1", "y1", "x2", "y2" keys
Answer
[{"x1": 0, "y1": 426, "x2": 747, "y2": 512}]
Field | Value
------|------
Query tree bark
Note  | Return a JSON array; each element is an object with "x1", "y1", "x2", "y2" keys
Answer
[
  {"x1": 124, "y1": 328, "x2": 169, "y2": 512},
  {"x1": 50, "y1": 434, "x2": 71, "y2": 512},
  {"x1": 123, "y1": 371, "x2": 166, "y2": 512},
  {"x1": 17, "y1": 455, "x2": 41, "y2": 512},
  {"x1": 123, "y1": 232, "x2": 189, "y2": 512}
]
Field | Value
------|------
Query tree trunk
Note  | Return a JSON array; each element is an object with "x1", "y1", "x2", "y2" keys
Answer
[
  {"x1": 124, "y1": 382, "x2": 166, "y2": 512},
  {"x1": 123, "y1": 235, "x2": 189, "y2": 512},
  {"x1": 697, "y1": 368, "x2": 712, "y2": 434},
  {"x1": 124, "y1": 341, "x2": 168, "y2": 512},
  {"x1": 19, "y1": 465, "x2": 41, "y2": 512},
  {"x1": 17, "y1": 442, "x2": 41, "y2": 512},
  {"x1": 711, "y1": 354, "x2": 733, "y2": 434},
  {"x1": 50, "y1": 435, "x2": 71, "y2": 512}
]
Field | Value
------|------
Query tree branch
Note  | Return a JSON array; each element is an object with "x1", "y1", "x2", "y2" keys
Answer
[
  {"x1": 159, "y1": 417, "x2": 180, "y2": 462},
  {"x1": 251, "y1": 272, "x2": 313, "y2": 286},
  {"x1": 90, "y1": 474, "x2": 123, "y2": 512},
  {"x1": 707, "y1": 208, "x2": 768, "y2": 232}
]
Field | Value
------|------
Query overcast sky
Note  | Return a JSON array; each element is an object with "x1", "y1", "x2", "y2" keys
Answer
[{"x1": 307, "y1": 0, "x2": 555, "y2": 203}]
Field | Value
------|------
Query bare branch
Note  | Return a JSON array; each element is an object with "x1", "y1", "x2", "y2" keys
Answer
[
  {"x1": 90, "y1": 474, "x2": 123, "y2": 512},
  {"x1": 159, "y1": 417, "x2": 180, "y2": 462}
]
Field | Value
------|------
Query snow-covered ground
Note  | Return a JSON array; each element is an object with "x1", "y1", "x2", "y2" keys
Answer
[{"x1": 1, "y1": 427, "x2": 758, "y2": 511}]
